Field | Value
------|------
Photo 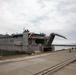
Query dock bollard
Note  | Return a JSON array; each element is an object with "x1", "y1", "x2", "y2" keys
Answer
[{"x1": 31, "y1": 52, "x2": 35, "y2": 55}]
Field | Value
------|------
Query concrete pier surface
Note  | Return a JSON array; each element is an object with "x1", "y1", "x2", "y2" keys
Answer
[
  {"x1": 53, "y1": 60, "x2": 76, "y2": 75},
  {"x1": 0, "y1": 49, "x2": 76, "y2": 75}
]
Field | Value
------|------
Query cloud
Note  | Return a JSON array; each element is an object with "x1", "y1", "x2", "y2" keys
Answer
[{"x1": 0, "y1": 0, "x2": 76, "y2": 44}]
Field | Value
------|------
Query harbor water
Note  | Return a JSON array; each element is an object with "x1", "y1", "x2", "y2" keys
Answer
[{"x1": 55, "y1": 46, "x2": 72, "y2": 51}]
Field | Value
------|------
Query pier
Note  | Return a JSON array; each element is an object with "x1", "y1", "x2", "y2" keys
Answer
[{"x1": 0, "y1": 49, "x2": 76, "y2": 75}]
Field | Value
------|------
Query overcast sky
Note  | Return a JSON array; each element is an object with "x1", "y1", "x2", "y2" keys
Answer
[{"x1": 0, "y1": 0, "x2": 76, "y2": 44}]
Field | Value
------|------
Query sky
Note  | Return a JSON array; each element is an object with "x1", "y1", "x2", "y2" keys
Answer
[{"x1": 0, "y1": 0, "x2": 76, "y2": 44}]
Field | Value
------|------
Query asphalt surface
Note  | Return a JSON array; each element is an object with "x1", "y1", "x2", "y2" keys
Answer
[{"x1": 0, "y1": 49, "x2": 76, "y2": 75}]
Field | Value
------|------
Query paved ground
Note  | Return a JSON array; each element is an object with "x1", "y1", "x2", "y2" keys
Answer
[
  {"x1": 53, "y1": 60, "x2": 76, "y2": 75},
  {"x1": 0, "y1": 49, "x2": 76, "y2": 75}
]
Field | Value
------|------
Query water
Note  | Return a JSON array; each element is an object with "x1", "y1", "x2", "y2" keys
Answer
[
  {"x1": 0, "y1": 50, "x2": 23, "y2": 56},
  {"x1": 55, "y1": 46, "x2": 72, "y2": 51}
]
